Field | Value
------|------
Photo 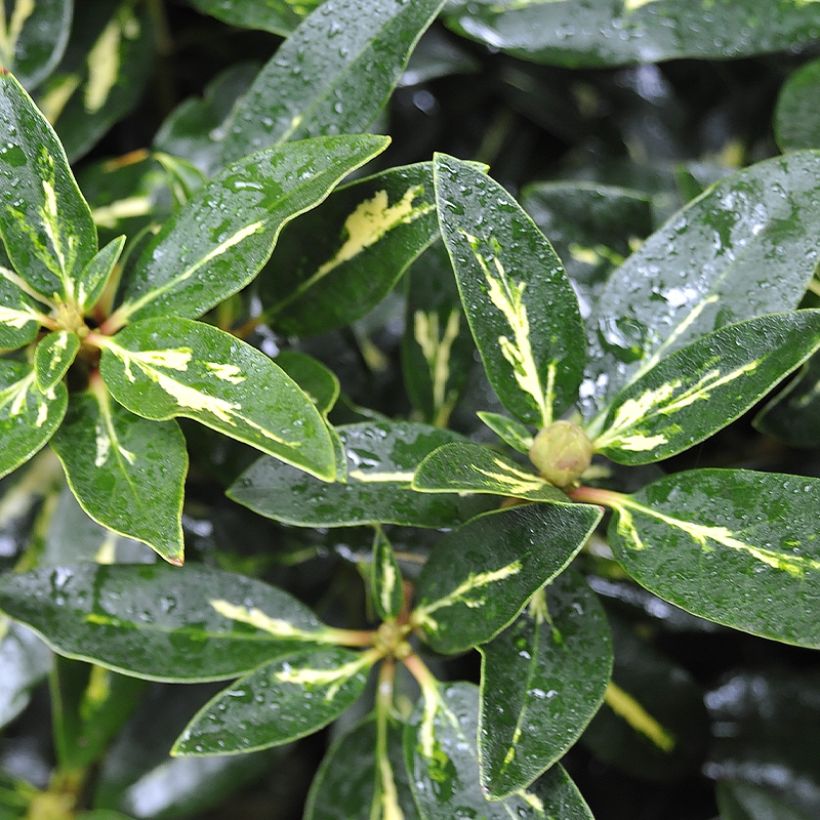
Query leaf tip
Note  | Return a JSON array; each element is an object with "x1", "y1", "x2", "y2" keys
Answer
[
  {"x1": 167, "y1": 554, "x2": 185, "y2": 567},
  {"x1": 0, "y1": 66, "x2": 9, "y2": 76}
]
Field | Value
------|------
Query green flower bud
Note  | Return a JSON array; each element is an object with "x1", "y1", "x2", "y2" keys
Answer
[{"x1": 528, "y1": 421, "x2": 593, "y2": 487}]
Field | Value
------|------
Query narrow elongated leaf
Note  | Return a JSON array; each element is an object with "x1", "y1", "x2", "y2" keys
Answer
[
  {"x1": 479, "y1": 571, "x2": 612, "y2": 797},
  {"x1": 0, "y1": 619, "x2": 51, "y2": 730},
  {"x1": 0, "y1": 69, "x2": 97, "y2": 301},
  {"x1": 0, "y1": 271, "x2": 40, "y2": 349},
  {"x1": 111, "y1": 134, "x2": 389, "y2": 324},
  {"x1": 405, "y1": 682, "x2": 593, "y2": 819},
  {"x1": 229, "y1": 421, "x2": 491, "y2": 527},
  {"x1": 584, "y1": 151, "x2": 820, "y2": 418},
  {"x1": 434, "y1": 153, "x2": 585, "y2": 427},
  {"x1": 413, "y1": 504, "x2": 601, "y2": 654},
  {"x1": 605, "y1": 469, "x2": 820, "y2": 647},
  {"x1": 413, "y1": 441, "x2": 567, "y2": 503},
  {"x1": 219, "y1": 0, "x2": 445, "y2": 164},
  {"x1": 595, "y1": 311, "x2": 820, "y2": 464},
  {"x1": 189, "y1": 0, "x2": 319, "y2": 35},
  {"x1": 477, "y1": 411, "x2": 533, "y2": 453},
  {"x1": 274, "y1": 350, "x2": 339, "y2": 416},
  {"x1": 51, "y1": 387, "x2": 187, "y2": 564},
  {"x1": 0, "y1": 360, "x2": 67, "y2": 479},
  {"x1": 304, "y1": 716, "x2": 415, "y2": 820},
  {"x1": 34, "y1": 329, "x2": 78, "y2": 391},
  {"x1": 258, "y1": 162, "x2": 441, "y2": 336},
  {"x1": 371, "y1": 528, "x2": 402, "y2": 620},
  {"x1": 775, "y1": 57, "x2": 820, "y2": 152},
  {"x1": 0, "y1": 563, "x2": 340, "y2": 681},
  {"x1": 76, "y1": 235, "x2": 125, "y2": 311},
  {"x1": 0, "y1": 0, "x2": 71, "y2": 88},
  {"x1": 99, "y1": 318, "x2": 336, "y2": 481},
  {"x1": 444, "y1": 0, "x2": 820, "y2": 68},
  {"x1": 173, "y1": 647, "x2": 375, "y2": 756}
]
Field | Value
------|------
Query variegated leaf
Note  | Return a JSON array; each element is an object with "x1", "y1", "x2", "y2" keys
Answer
[
  {"x1": 0, "y1": 269, "x2": 41, "y2": 350},
  {"x1": 75, "y1": 235, "x2": 125, "y2": 312},
  {"x1": 98, "y1": 318, "x2": 336, "y2": 481},
  {"x1": 434, "y1": 153, "x2": 585, "y2": 427},
  {"x1": 274, "y1": 350, "x2": 339, "y2": 416},
  {"x1": 189, "y1": 0, "x2": 319, "y2": 36},
  {"x1": 412, "y1": 504, "x2": 601, "y2": 654},
  {"x1": 34, "y1": 329, "x2": 78, "y2": 391},
  {"x1": 477, "y1": 411, "x2": 533, "y2": 454},
  {"x1": 594, "y1": 311, "x2": 820, "y2": 464},
  {"x1": 371, "y1": 528, "x2": 402, "y2": 620}
]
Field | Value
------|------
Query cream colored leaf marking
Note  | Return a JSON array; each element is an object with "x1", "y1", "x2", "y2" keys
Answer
[
  {"x1": 413, "y1": 561, "x2": 523, "y2": 632},
  {"x1": 270, "y1": 186, "x2": 434, "y2": 314},
  {"x1": 0, "y1": 371, "x2": 51, "y2": 427},
  {"x1": 204, "y1": 362, "x2": 245, "y2": 384},
  {"x1": 596, "y1": 359, "x2": 761, "y2": 452},
  {"x1": 209, "y1": 599, "x2": 328, "y2": 642},
  {"x1": 44, "y1": 331, "x2": 70, "y2": 376},
  {"x1": 0, "y1": 303, "x2": 41, "y2": 329},
  {"x1": 414, "y1": 308, "x2": 461, "y2": 424},
  {"x1": 115, "y1": 219, "x2": 267, "y2": 320},
  {"x1": 94, "y1": 530, "x2": 118, "y2": 565},
  {"x1": 473, "y1": 455, "x2": 549, "y2": 496},
  {"x1": 568, "y1": 242, "x2": 625, "y2": 268},
  {"x1": 85, "y1": 11, "x2": 125, "y2": 114},
  {"x1": 273, "y1": 649, "x2": 378, "y2": 700},
  {"x1": 623, "y1": 0, "x2": 661, "y2": 11},
  {"x1": 39, "y1": 73, "x2": 82, "y2": 123},
  {"x1": 377, "y1": 549, "x2": 398, "y2": 618},
  {"x1": 463, "y1": 232, "x2": 552, "y2": 426},
  {"x1": 374, "y1": 756, "x2": 404, "y2": 820},
  {"x1": 613, "y1": 497, "x2": 820, "y2": 576},
  {"x1": 0, "y1": 0, "x2": 34, "y2": 64},
  {"x1": 348, "y1": 469, "x2": 415, "y2": 483},
  {"x1": 91, "y1": 196, "x2": 154, "y2": 229},
  {"x1": 604, "y1": 682, "x2": 675, "y2": 752},
  {"x1": 0, "y1": 265, "x2": 57, "y2": 307}
]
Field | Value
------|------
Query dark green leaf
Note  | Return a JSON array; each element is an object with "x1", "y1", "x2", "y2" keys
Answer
[
  {"x1": 274, "y1": 350, "x2": 340, "y2": 416},
  {"x1": 444, "y1": 0, "x2": 820, "y2": 68},
  {"x1": 173, "y1": 646, "x2": 375, "y2": 756},
  {"x1": 775, "y1": 58, "x2": 820, "y2": 152},
  {"x1": 371, "y1": 528, "x2": 402, "y2": 620},
  {"x1": 413, "y1": 441, "x2": 567, "y2": 502},
  {"x1": 717, "y1": 782, "x2": 813, "y2": 820},
  {"x1": 51, "y1": 386, "x2": 187, "y2": 564},
  {"x1": 76, "y1": 235, "x2": 125, "y2": 312},
  {"x1": 99, "y1": 317, "x2": 337, "y2": 481},
  {"x1": 0, "y1": 271, "x2": 40, "y2": 350},
  {"x1": 33, "y1": 329, "x2": 78, "y2": 391},
  {"x1": 218, "y1": 0, "x2": 446, "y2": 164},
  {"x1": 229, "y1": 421, "x2": 491, "y2": 527},
  {"x1": 434, "y1": 153, "x2": 585, "y2": 427},
  {"x1": 0, "y1": 0, "x2": 71, "y2": 88},
  {"x1": 605, "y1": 469, "x2": 820, "y2": 646},
  {"x1": 404, "y1": 681, "x2": 593, "y2": 818},
  {"x1": 477, "y1": 411, "x2": 533, "y2": 454},
  {"x1": 400, "y1": 27, "x2": 480, "y2": 86},
  {"x1": 189, "y1": 0, "x2": 319, "y2": 35},
  {"x1": 413, "y1": 503, "x2": 601, "y2": 654},
  {"x1": 258, "y1": 162, "x2": 440, "y2": 337},
  {"x1": 0, "y1": 360, "x2": 67, "y2": 480},
  {"x1": 584, "y1": 151, "x2": 820, "y2": 419},
  {"x1": 479, "y1": 570, "x2": 612, "y2": 797},
  {"x1": 0, "y1": 69, "x2": 97, "y2": 302},
  {"x1": 111, "y1": 134, "x2": 389, "y2": 324},
  {"x1": 0, "y1": 618, "x2": 50, "y2": 729},
  {"x1": 595, "y1": 311, "x2": 820, "y2": 464},
  {"x1": 0, "y1": 563, "x2": 338, "y2": 681}
]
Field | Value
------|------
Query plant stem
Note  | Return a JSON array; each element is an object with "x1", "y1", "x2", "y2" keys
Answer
[
  {"x1": 568, "y1": 485, "x2": 627, "y2": 509},
  {"x1": 402, "y1": 652, "x2": 438, "y2": 696},
  {"x1": 321, "y1": 626, "x2": 377, "y2": 648}
]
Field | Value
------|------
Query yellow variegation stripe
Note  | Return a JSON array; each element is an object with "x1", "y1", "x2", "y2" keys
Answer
[
  {"x1": 209, "y1": 599, "x2": 325, "y2": 641},
  {"x1": 0, "y1": 303, "x2": 41, "y2": 329},
  {"x1": 274, "y1": 649, "x2": 378, "y2": 699},
  {"x1": 604, "y1": 682, "x2": 675, "y2": 752},
  {"x1": 39, "y1": 73, "x2": 82, "y2": 123},
  {"x1": 473, "y1": 455, "x2": 549, "y2": 496},
  {"x1": 348, "y1": 469, "x2": 415, "y2": 483},
  {"x1": 92, "y1": 196, "x2": 154, "y2": 228},
  {"x1": 413, "y1": 307, "x2": 461, "y2": 426},
  {"x1": 0, "y1": 0, "x2": 35, "y2": 64},
  {"x1": 93, "y1": 387, "x2": 136, "y2": 469},
  {"x1": 0, "y1": 371, "x2": 52, "y2": 427}
]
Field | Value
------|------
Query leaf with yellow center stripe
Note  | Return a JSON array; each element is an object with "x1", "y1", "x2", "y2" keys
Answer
[
  {"x1": 98, "y1": 317, "x2": 336, "y2": 481},
  {"x1": 173, "y1": 646, "x2": 377, "y2": 756},
  {"x1": 0, "y1": 360, "x2": 67, "y2": 479},
  {"x1": 412, "y1": 504, "x2": 601, "y2": 655},
  {"x1": 109, "y1": 133, "x2": 389, "y2": 325},
  {"x1": 434, "y1": 153, "x2": 586, "y2": 428},
  {"x1": 594, "y1": 310, "x2": 820, "y2": 464},
  {"x1": 34, "y1": 329, "x2": 79, "y2": 391},
  {"x1": 0, "y1": 269, "x2": 42, "y2": 350},
  {"x1": 371, "y1": 528, "x2": 403, "y2": 621},
  {"x1": 599, "y1": 469, "x2": 820, "y2": 647}
]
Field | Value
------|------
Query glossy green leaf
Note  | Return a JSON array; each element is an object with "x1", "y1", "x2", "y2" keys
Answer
[
  {"x1": 0, "y1": 618, "x2": 50, "y2": 729},
  {"x1": 189, "y1": 0, "x2": 319, "y2": 35},
  {"x1": 51, "y1": 387, "x2": 187, "y2": 564},
  {"x1": 434, "y1": 153, "x2": 585, "y2": 427},
  {"x1": 0, "y1": 69, "x2": 96, "y2": 302},
  {"x1": 152, "y1": 151, "x2": 206, "y2": 207},
  {"x1": 477, "y1": 411, "x2": 533, "y2": 453},
  {"x1": 754, "y1": 352, "x2": 820, "y2": 447},
  {"x1": 111, "y1": 134, "x2": 389, "y2": 325},
  {"x1": 479, "y1": 570, "x2": 612, "y2": 797},
  {"x1": 229, "y1": 421, "x2": 491, "y2": 527},
  {"x1": 412, "y1": 503, "x2": 601, "y2": 654},
  {"x1": 36, "y1": 0, "x2": 153, "y2": 162},
  {"x1": 413, "y1": 441, "x2": 566, "y2": 503},
  {"x1": 0, "y1": 0, "x2": 71, "y2": 88},
  {"x1": 99, "y1": 317, "x2": 336, "y2": 481},
  {"x1": 605, "y1": 469, "x2": 820, "y2": 646},
  {"x1": 76, "y1": 235, "x2": 125, "y2": 312},
  {"x1": 584, "y1": 151, "x2": 820, "y2": 419},
  {"x1": 0, "y1": 271, "x2": 40, "y2": 350},
  {"x1": 274, "y1": 350, "x2": 339, "y2": 416},
  {"x1": 33, "y1": 329, "x2": 78, "y2": 391},
  {"x1": 400, "y1": 26, "x2": 480, "y2": 86},
  {"x1": 775, "y1": 57, "x2": 820, "y2": 152},
  {"x1": 258, "y1": 162, "x2": 440, "y2": 337},
  {"x1": 0, "y1": 360, "x2": 67, "y2": 479},
  {"x1": 402, "y1": 241, "x2": 474, "y2": 427},
  {"x1": 0, "y1": 563, "x2": 340, "y2": 681},
  {"x1": 404, "y1": 681, "x2": 593, "y2": 819},
  {"x1": 218, "y1": 0, "x2": 446, "y2": 164},
  {"x1": 717, "y1": 782, "x2": 812, "y2": 820},
  {"x1": 594, "y1": 311, "x2": 820, "y2": 464},
  {"x1": 305, "y1": 715, "x2": 414, "y2": 820},
  {"x1": 371, "y1": 528, "x2": 402, "y2": 621},
  {"x1": 173, "y1": 646, "x2": 375, "y2": 756},
  {"x1": 444, "y1": 0, "x2": 820, "y2": 68}
]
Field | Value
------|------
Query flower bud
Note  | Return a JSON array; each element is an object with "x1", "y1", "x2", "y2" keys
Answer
[{"x1": 528, "y1": 421, "x2": 593, "y2": 487}]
